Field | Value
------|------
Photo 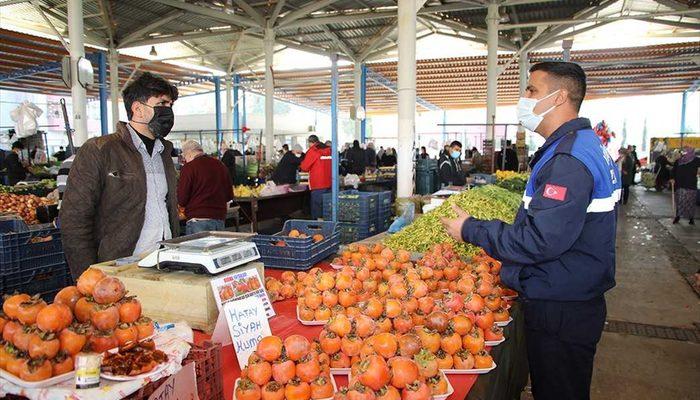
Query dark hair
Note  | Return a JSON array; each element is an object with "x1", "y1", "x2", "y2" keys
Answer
[
  {"x1": 450, "y1": 140, "x2": 462, "y2": 148},
  {"x1": 529, "y1": 62, "x2": 586, "y2": 111},
  {"x1": 353, "y1": 140, "x2": 360, "y2": 149},
  {"x1": 282, "y1": 144, "x2": 289, "y2": 150},
  {"x1": 122, "y1": 72, "x2": 178, "y2": 119},
  {"x1": 421, "y1": 146, "x2": 426, "y2": 151},
  {"x1": 308, "y1": 134, "x2": 319, "y2": 144},
  {"x1": 11, "y1": 141, "x2": 23, "y2": 150}
]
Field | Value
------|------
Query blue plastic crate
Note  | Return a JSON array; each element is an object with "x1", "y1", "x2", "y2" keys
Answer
[
  {"x1": 1, "y1": 261, "x2": 72, "y2": 302},
  {"x1": 0, "y1": 219, "x2": 65, "y2": 276},
  {"x1": 323, "y1": 190, "x2": 378, "y2": 222},
  {"x1": 252, "y1": 220, "x2": 340, "y2": 270},
  {"x1": 338, "y1": 222, "x2": 377, "y2": 244}
]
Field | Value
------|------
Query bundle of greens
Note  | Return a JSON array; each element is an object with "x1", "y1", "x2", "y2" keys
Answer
[{"x1": 384, "y1": 185, "x2": 522, "y2": 257}]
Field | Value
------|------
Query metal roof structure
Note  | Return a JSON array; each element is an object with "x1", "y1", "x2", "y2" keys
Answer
[{"x1": 0, "y1": 0, "x2": 698, "y2": 110}]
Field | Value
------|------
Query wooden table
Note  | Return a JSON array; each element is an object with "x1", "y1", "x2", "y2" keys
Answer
[{"x1": 232, "y1": 190, "x2": 309, "y2": 232}]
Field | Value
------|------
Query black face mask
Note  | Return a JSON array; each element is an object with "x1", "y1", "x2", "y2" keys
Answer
[{"x1": 138, "y1": 102, "x2": 174, "y2": 138}]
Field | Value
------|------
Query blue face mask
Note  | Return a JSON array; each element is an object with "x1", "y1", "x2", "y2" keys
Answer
[{"x1": 451, "y1": 150, "x2": 461, "y2": 159}]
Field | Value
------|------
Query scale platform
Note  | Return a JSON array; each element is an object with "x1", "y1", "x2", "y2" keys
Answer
[{"x1": 138, "y1": 231, "x2": 260, "y2": 275}]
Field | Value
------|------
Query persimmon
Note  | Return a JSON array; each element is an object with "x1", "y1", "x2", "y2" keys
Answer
[
  {"x1": 417, "y1": 296, "x2": 435, "y2": 315},
  {"x1": 74, "y1": 297, "x2": 96, "y2": 323},
  {"x1": 5, "y1": 352, "x2": 26, "y2": 377},
  {"x1": 328, "y1": 314, "x2": 352, "y2": 337},
  {"x1": 16, "y1": 297, "x2": 47, "y2": 325},
  {"x1": 465, "y1": 293, "x2": 485, "y2": 313},
  {"x1": 377, "y1": 385, "x2": 401, "y2": 400},
  {"x1": 357, "y1": 354, "x2": 390, "y2": 391},
  {"x1": 392, "y1": 313, "x2": 413, "y2": 335},
  {"x1": 451, "y1": 314, "x2": 472, "y2": 336},
  {"x1": 91, "y1": 304, "x2": 119, "y2": 331},
  {"x1": 135, "y1": 316, "x2": 154, "y2": 339},
  {"x1": 36, "y1": 303, "x2": 73, "y2": 332},
  {"x1": 440, "y1": 331, "x2": 462, "y2": 355},
  {"x1": 376, "y1": 317, "x2": 393, "y2": 334},
  {"x1": 384, "y1": 299, "x2": 401, "y2": 319},
  {"x1": 371, "y1": 333, "x2": 397, "y2": 359},
  {"x1": 475, "y1": 310, "x2": 495, "y2": 330},
  {"x1": 2, "y1": 320, "x2": 21, "y2": 343},
  {"x1": 296, "y1": 353, "x2": 321, "y2": 383},
  {"x1": 54, "y1": 286, "x2": 82, "y2": 312},
  {"x1": 354, "y1": 314, "x2": 377, "y2": 338},
  {"x1": 402, "y1": 380, "x2": 431, "y2": 400},
  {"x1": 12, "y1": 325, "x2": 35, "y2": 352},
  {"x1": 28, "y1": 331, "x2": 60, "y2": 359},
  {"x1": 347, "y1": 381, "x2": 376, "y2": 400},
  {"x1": 340, "y1": 335, "x2": 362, "y2": 357},
  {"x1": 76, "y1": 268, "x2": 106, "y2": 296},
  {"x1": 118, "y1": 296, "x2": 142, "y2": 323},
  {"x1": 453, "y1": 350, "x2": 475, "y2": 370},
  {"x1": 256, "y1": 336, "x2": 283, "y2": 362},
  {"x1": 115, "y1": 323, "x2": 139, "y2": 347},
  {"x1": 462, "y1": 330, "x2": 485, "y2": 355},
  {"x1": 435, "y1": 349, "x2": 453, "y2": 369},
  {"x1": 271, "y1": 358, "x2": 295, "y2": 384},
  {"x1": 236, "y1": 378, "x2": 262, "y2": 400},
  {"x1": 425, "y1": 311, "x2": 449, "y2": 333},
  {"x1": 322, "y1": 290, "x2": 339, "y2": 308},
  {"x1": 285, "y1": 378, "x2": 311, "y2": 400},
  {"x1": 493, "y1": 308, "x2": 510, "y2": 322},
  {"x1": 310, "y1": 375, "x2": 334, "y2": 399},
  {"x1": 413, "y1": 349, "x2": 438, "y2": 378},
  {"x1": 427, "y1": 373, "x2": 449, "y2": 395},
  {"x1": 261, "y1": 381, "x2": 284, "y2": 400},
  {"x1": 284, "y1": 334, "x2": 311, "y2": 361},
  {"x1": 88, "y1": 329, "x2": 118, "y2": 352},
  {"x1": 248, "y1": 359, "x2": 273, "y2": 386},
  {"x1": 299, "y1": 306, "x2": 315, "y2": 321},
  {"x1": 338, "y1": 290, "x2": 357, "y2": 308},
  {"x1": 19, "y1": 358, "x2": 52, "y2": 382},
  {"x1": 59, "y1": 323, "x2": 89, "y2": 356},
  {"x1": 319, "y1": 330, "x2": 341, "y2": 354},
  {"x1": 474, "y1": 350, "x2": 493, "y2": 369},
  {"x1": 329, "y1": 351, "x2": 351, "y2": 368},
  {"x1": 3, "y1": 293, "x2": 31, "y2": 319},
  {"x1": 315, "y1": 305, "x2": 332, "y2": 321},
  {"x1": 51, "y1": 352, "x2": 74, "y2": 376},
  {"x1": 484, "y1": 326, "x2": 504, "y2": 342},
  {"x1": 398, "y1": 333, "x2": 422, "y2": 358}
]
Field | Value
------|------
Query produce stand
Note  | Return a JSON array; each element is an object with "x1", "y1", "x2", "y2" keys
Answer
[
  {"x1": 191, "y1": 261, "x2": 528, "y2": 400},
  {"x1": 232, "y1": 189, "x2": 309, "y2": 232}
]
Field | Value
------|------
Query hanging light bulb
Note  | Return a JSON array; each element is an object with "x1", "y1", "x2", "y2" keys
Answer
[{"x1": 149, "y1": 46, "x2": 158, "y2": 57}]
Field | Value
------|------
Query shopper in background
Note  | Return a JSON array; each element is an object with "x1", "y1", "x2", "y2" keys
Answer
[
  {"x1": 470, "y1": 147, "x2": 482, "y2": 171},
  {"x1": 653, "y1": 151, "x2": 671, "y2": 191},
  {"x1": 53, "y1": 146, "x2": 67, "y2": 162},
  {"x1": 438, "y1": 140, "x2": 466, "y2": 187},
  {"x1": 301, "y1": 135, "x2": 332, "y2": 219},
  {"x1": 420, "y1": 146, "x2": 429, "y2": 159},
  {"x1": 6, "y1": 141, "x2": 28, "y2": 185},
  {"x1": 178, "y1": 140, "x2": 233, "y2": 234},
  {"x1": 346, "y1": 140, "x2": 366, "y2": 175},
  {"x1": 671, "y1": 146, "x2": 699, "y2": 225},
  {"x1": 505, "y1": 141, "x2": 519, "y2": 171},
  {"x1": 631, "y1": 145, "x2": 641, "y2": 169},
  {"x1": 441, "y1": 62, "x2": 619, "y2": 400},
  {"x1": 380, "y1": 147, "x2": 397, "y2": 167},
  {"x1": 60, "y1": 72, "x2": 180, "y2": 279},
  {"x1": 365, "y1": 142, "x2": 377, "y2": 168},
  {"x1": 282, "y1": 144, "x2": 289, "y2": 153},
  {"x1": 221, "y1": 145, "x2": 243, "y2": 185},
  {"x1": 621, "y1": 148, "x2": 636, "y2": 205},
  {"x1": 376, "y1": 146, "x2": 385, "y2": 164},
  {"x1": 271, "y1": 144, "x2": 304, "y2": 185}
]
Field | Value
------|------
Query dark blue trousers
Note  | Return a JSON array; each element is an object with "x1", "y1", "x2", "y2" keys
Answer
[
  {"x1": 523, "y1": 296, "x2": 606, "y2": 400},
  {"x1": 310, "y1": 188, "x2": 329, "y2": 219}
]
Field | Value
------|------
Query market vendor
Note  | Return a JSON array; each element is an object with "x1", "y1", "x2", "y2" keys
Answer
[
  {"x1": 441, "y1": 62, "x2": 619, "y2": 400},
  {"x1": 178, "y1": 140, "x2": 233, "y2": 234},
  {"x1": 438, "y1": 140, "x2": 466, "y2": 187},
  {"x1": 59, "y1": 72, "x2": 180, "y2": 278},
  {"x1": 300, "y1": 134, "x2": 331, "y2": 219},
  {"x1": 6, "y1": 141, "x2": 28, "y2": 185},
  {"x1": 271, "y1": 143, "x2": 303, "y2": 185}
]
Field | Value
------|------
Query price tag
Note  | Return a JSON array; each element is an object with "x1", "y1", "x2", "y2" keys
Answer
[
  {"x1": 222, "y1": 296, "x2": 272, "y2": 369},
  {"x1": 148, "y1": 362, "x2": 198, "y2": 400}
]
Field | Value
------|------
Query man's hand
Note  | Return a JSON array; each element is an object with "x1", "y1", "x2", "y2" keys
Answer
[{"x1": 440, "y1": 204, "x2": 471, "y2": 242}]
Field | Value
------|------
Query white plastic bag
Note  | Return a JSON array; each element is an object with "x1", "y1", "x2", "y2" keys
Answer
[
  {"x1": 344, "y1": 174, "x2": 360, "y2": 189},
  {"x1": 9, "y1": 101, "x2": 43, "y2": 138}
]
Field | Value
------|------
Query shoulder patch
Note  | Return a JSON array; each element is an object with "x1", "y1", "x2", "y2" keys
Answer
[{"x1": 543, "y1": 184, "x2": 567, "y2": 201}]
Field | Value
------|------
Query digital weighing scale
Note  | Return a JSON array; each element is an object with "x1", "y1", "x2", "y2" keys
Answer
[{"x1": 138, "y1": 231, "x2": 260, "y2": 274}]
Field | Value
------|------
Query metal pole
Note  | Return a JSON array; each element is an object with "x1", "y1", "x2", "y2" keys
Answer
[
  {"x1": 331, "y1": 53, "x2": 339, "y2": 223},
  {"x1": 233, "y1": 74, "x2": 241, "y2": 142},
  {"x1": 360, "y1": 64, "x2": 367, "y2": 143},
  {"x1": 214, "y1": 77, "x2": 222, "y2": 155},
  {"x1": 680, "y1": 90, "x2": 687, "y2": 134},
  {"x1": 68, "y1": 0, "x2": 88, "y2": 145},
  {"x1": 353, "y1": 62, "x2": 362, "y2": 141},
  {"x1": 241, "y1": 88, "x2": 247, "y2": 132},
  {"x1": 108, "y1": 46, "x2": 119, "y2": 131},
  {"x1": 225, "y1": 75, "x2": 233, "y2": 137},
  {"x1": 519, "y1": 53, "x2": 529, "y2": 96},
  {"x1": 485, "y1": 1, "x2": 499, "y2": 143},
  {"x1": 97, "y1": 52, "x2": 108, "y2": 136},
  {"x1": 264, "y1": 27, "x2": 275, "y2": 162},
  {"x1": 396, "y1": 0, "x2": 417, "y2": 198},
  {"x1": 442, "y1": 110, "x2": 447, "y2": 144}
]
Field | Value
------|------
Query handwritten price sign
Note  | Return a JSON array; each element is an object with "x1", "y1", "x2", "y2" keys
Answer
[
  {"x1": 148, "y1": 362, "x2": 198, "y2": 400},
  {"x1": 223, "y1": 296, "x2": 272, "y2": 369}
]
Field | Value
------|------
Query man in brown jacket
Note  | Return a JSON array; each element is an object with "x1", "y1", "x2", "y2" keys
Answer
[{"x1": 59, "y1": 72, "x2": 180, "y2": 279}]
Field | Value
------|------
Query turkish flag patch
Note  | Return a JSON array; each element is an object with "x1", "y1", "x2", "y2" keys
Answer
[{"x1": 543, "y1": 184, "x2": 567, "y2": 201}]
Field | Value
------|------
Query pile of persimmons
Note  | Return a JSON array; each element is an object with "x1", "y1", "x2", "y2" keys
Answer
[
  {"x1": 0, "y1": 268, "x2": 153, "y2": 382},
  {"x1": 256, "y1": 242, "x2": 516, "y2": 399}
]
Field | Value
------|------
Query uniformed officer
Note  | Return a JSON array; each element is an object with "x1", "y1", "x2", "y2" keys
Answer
[{"x1": 441, "y1": 62, "x2": 620, "y2": 400}]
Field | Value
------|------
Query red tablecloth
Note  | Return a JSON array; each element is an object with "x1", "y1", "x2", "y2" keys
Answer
[{"x1": 194, "y1": 264, "x2": 478, "y2": 400}]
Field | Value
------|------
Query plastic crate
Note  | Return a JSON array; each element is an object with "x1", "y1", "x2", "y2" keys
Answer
[
  {"x1": 472, "y1": 173, "x2": 496, "y2": 185},
  {"x1": 0, "y1": 219, "x2": 65, "y2": 275},
  {"x1": 252, "y1": 220, "x2": 340, "y2": 270},
  {"x1": 323, "y1": 190, "x2": 377, "y2": 222},
  {"x1": 338, "y1": 222, "x2": 377, "y2": 244},
  {"x1": 1, "y1": 261, "x2": 72, "y2": 302},
  {"x1": 375, "y1": 191, "x2": 393, "y2": 210}
]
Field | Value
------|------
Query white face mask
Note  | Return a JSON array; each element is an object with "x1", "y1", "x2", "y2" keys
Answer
[{"x1": 516, "y1": 90, "x2": 560, "y2": 132}]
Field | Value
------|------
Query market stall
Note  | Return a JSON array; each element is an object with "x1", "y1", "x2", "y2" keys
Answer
[{"x1": 233, "y1": 190, "x2": 309, "y2": 232}]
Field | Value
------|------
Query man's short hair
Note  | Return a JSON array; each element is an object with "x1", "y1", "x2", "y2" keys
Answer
[
  {"x1": 12, "y1": 141, "x2": 24, "y2": 150},
  {"x1": 122, "y1": 72, "x2": 178, "y2": 119},
  {"x1": 529, "y1": 62, "x2": 586, "y2": 111},
  {"x1": 181, "y1": 140, "x2": 203, "y2": 153},
  {"x1": 450, "y1": 140, "x2": 462, "y2": 148},
  {"x1": 308, "y1": 135, "x2": 319, "y2": 144}
]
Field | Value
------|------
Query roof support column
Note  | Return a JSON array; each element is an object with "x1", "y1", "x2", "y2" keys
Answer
[
  {"x1": 97, "y1": 52, "x2": 108, "y2": 136},
  {"x1": 109, "y1": 46, "x2": 120, "y2": 131},
  {"x1": 68, "y1": 0, "x2": 88, "y2": 145},
  {"x1": 396, "y1": 0, "x2": 417, "y2": 198},
  {"x1": 233, "y1": 74, "x2": 241, "y2": 142},
  {"x1": 519, "y1": 53, "x2": 529, "y2": 96},
  {"x1": 214, "y1": 76, "x2": 222, "y2": 155},
  {"x1": 353, "y1": 62, "x2": 362, "y2": 141},
  {"x1": 680, "y1": 90, "x2": 687, "y2": 135},
  {"x1": 360, "y1": 64, "x2": 367, "y2": 143},
  {"x1": 486, "y1": 1, "x2": 499, "y2": 142},
  {"x1": 225, "y1": 75, "x2": 233, "y2": 136},
  {"x1": 330, "y1": 53, "x2": 339, "y2": 223},
  {"x1": 264, "y1": 27, "x2": 275, "y2": 162}
]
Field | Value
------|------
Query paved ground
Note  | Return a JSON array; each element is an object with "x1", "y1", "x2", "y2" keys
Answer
[{"x1": 590, "y1": 186, "x2": 700, "y2": 400}]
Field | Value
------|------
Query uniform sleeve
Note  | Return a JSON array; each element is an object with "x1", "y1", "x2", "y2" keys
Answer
[
  {"x1": 438, "y1": 159, "x2": 452, "y2": 185},
  {"x1": 461, "y1": 154, "x2": 593, "y2": 265}
]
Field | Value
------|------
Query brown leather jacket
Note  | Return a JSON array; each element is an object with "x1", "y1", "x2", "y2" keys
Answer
[{"x1": 59, "y1": 122, "x2": 179, "y2": 278}]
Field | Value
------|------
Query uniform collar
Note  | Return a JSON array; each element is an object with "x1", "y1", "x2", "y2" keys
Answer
[{"x1": 530, "y1": 117, "x2": 591, "y2": 168}]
